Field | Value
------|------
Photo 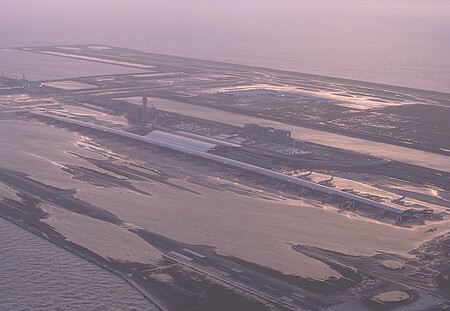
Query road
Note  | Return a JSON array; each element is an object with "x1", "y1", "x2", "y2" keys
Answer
[
  {"x1": 0, "y1": 166, "x2": 328, "y2": 310},
  {"x1": 132, "y1": 228, "x2": 329, "y2": 311},
  {"x1": 293, "y1": 245, "x2": 440, "y2": 296}
]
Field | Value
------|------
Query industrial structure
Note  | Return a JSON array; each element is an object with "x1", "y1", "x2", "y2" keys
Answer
[
  {"x1": 243, "y1": 124, "x2": 292, "y2": 143},
  {"x1": 127, "y1": 95, "x2": 156, "y2": 124},
  {"x1": 142, "y1": 95, "x2": 148, "y2": 122},
  {"x1": 32, "y1": 111, "x2": 432, "y2": 223}
]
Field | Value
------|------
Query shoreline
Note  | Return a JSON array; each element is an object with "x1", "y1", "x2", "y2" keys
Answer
[
  {"x1": 11, "y1": 45, "x2": 450, "y2": 95},
  {"x1": 3, "y1": 44, "x2": 450, "y2": 158},
  {"x1": 1, "y1": 43, "x2": 449, "y2": 310},
  {"x1": 0, "y1": 212, "x2": 168, "y2": 311}
]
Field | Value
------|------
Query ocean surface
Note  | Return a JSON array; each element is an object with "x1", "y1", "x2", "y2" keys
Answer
[
  {"x1": 0, "y1": 218, "x2": 158, "y2": 311},
  {"x1": 1, "y1": 0, "x2": 449, "y2": 92}
]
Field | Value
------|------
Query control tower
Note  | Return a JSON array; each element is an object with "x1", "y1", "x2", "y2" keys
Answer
[{"x1": 142, "y1": 96, "x2": 148, "y2": 122}]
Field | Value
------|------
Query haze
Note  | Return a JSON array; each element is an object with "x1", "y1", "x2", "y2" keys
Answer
[
  {"x1": 1, "y1": 1, "x2": 450, "y2": 310},
  {"x1": 2, "y1": 0, "x2": 450, "y2": 91}
]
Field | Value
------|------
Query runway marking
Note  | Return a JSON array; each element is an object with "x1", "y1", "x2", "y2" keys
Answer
[
  {"x1": 264, "y1": 285, "x2": 279, "y2": 292},
  {"x1": 216, "y1": 265, "x2": 231, "y2": 273},
  {"x1": 182, "y1": 248, "x2": 206, "y2": 258},
  {"x1": 280, "y1": 296, "x2": 294, "y2": 303},
  {"x1": 195, "y1": 257, "x2": 207, "y2": 263},
  {"x1": 238, "y1": 274, "x2": 253, "y2": 281},
  {"x1": 217, "y1": 270, "x2": 230, "y2": 277},
  {"x1": 291, "y1": 293, "x2": 305, "y2": 300},
  {"x1": 170, "y1": 251, "x2": 193, "y2": 261}
]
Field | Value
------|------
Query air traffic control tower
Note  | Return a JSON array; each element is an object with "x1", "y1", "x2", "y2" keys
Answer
[{"x1": 142, "y1": 95, "x2": 148, "y2": 122}]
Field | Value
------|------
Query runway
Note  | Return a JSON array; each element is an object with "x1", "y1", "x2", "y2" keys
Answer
[
  {"x1": 133, "y1": 228, "x2": 329, "y2": 310},
  {"x1": 0, "y1": 165, "x2": 328, "y2": 310},
  {"x1": 31, "y1": 111, "x2": 407, "y2": 216}
]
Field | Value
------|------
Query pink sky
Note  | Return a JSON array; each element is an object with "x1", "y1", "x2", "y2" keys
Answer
[{"x1": 1, "y1": 0, "x2": 449, "y2": 91}]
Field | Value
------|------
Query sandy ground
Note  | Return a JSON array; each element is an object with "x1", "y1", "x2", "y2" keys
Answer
[{"x1": 0, "y1": 119, "x2": 447, "y2": 279}]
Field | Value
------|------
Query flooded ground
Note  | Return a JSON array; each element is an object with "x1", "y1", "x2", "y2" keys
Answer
[
  {"x1": 0, "y1": 218, "x2": 159, "y2": 311},
  {"x1": 43, "y1": 80, "x2": 97, "y2": 90},
  {"x1": 124, "y1": 96, "x2": 450, "y2": 172},
  {"x1": 1, "y1": 119, "x2": 446, "y2": 280},
  {"x1": 0, "y1": 45, "x2": 448, "y2": 309}
]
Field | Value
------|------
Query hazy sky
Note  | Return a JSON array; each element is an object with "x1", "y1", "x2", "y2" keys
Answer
[
  {"x1": 1, "y1": 0, "x2": 449, "y2": 90},
  {"x1": 3, "y1": 0, "x2": 449, "y2": 44}
]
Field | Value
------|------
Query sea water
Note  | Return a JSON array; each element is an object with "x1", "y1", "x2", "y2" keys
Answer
[{"x1": 0, "y1": 218, "x2": 158, "y2": 311}]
